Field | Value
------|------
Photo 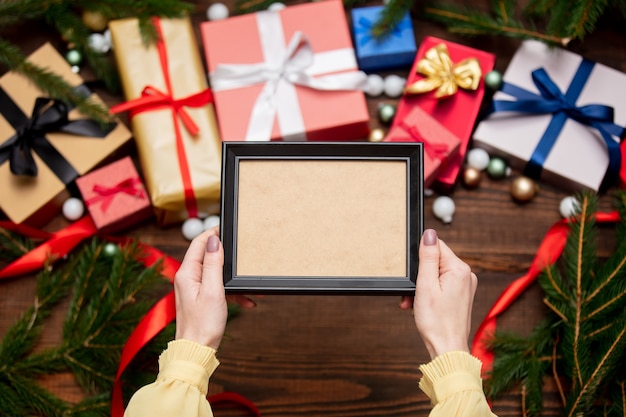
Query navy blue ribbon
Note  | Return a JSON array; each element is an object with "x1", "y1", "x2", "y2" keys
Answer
[
  {"x1": 492, "y1": 60, "x2": 624, "y2": 182},
  {"x1": 0, "y1": 86, "x2": 116, "y2": 184},
  {"x1": 355, "y1": 16, "x2": 411, "y2": 47}
]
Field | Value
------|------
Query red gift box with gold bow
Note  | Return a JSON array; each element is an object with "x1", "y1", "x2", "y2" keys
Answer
[
  {"x1": 389, "y1": 37, "x2": 495, "y2": 189},
  {"x1": 76, "y1": 156, "x2": 152, "y2": 234}
]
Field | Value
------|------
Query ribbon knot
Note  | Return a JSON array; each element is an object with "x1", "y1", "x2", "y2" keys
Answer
[
  {"x1": 87, "y1": 177, "x2": 146, "y2": 212},
  {"x1": 397, "y1": 120, "x2": 450, "y2": 160},
  {"x1": 404, "y1": 43, "x2": 482, "y2": 98}
]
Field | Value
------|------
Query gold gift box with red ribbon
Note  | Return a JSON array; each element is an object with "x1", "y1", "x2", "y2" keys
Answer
[
  {"x1": 109, "y1": 17, "x2": 222, "y2": 225},
  {"x1": 0, "y1": 43, "x2": 132, "y2": 225}
]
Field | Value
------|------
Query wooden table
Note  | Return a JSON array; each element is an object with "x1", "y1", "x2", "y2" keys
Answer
[{"x1": 1, "y1": 1, "x2": 624, "y2": 416}]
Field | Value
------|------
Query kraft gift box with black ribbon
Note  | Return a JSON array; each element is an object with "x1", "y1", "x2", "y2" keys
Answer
[
  {"x1": 473, "y1": 40, "x2": 626, "y2": 192},
  {"x1": 0, "y1": 43, "x2": 131, "y2": 225}
]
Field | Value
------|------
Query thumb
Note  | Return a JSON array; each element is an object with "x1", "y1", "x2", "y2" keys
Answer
[
  {"x1": 201, "y1": 234, "x2": 225, "y2": 293},
  {"x1": 417, "y1": 229, "x2": 441, "y2": 288}
]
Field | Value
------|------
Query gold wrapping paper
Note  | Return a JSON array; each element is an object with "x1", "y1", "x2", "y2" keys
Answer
[
  {"x1": 109, "y1": 17, "x2": 222, "y2": 225},
  {"x1": 0, "y1": 43, "x2": 131, "y2": 225}
]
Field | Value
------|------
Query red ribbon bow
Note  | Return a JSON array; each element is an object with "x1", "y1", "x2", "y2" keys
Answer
[
  {"x1": 87, "y1": 177, "x2": 146, "y2": 212},
  {"x1": 397, "y1": 120, "x2": 450, "y2": 161},
  {"x1": 109, "y1": 17, "x2": 215, "y2": 219}
]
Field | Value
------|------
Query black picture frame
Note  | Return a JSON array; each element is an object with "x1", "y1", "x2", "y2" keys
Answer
[{"x1": 220, "y1": 141, "x2": 423, "y2": 294}]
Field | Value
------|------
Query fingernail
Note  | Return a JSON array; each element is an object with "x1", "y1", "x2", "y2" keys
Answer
[
  {"x1": 423, "y1": 229, "x2": 438, "y2": 246},
  {"x1": 206, "y1": 234, "x2": 220, "y2": 253}
]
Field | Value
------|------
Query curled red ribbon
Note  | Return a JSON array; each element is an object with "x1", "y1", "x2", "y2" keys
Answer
[
  {"x1": 110, "y1": 17, "x2": 216, "y2": 219},
  {"x1": 87, "y1": 177, "x2": 146, "y2": 212},
  {"x1": 471, "y1": 211, "x2": 621, "y2": 381}
]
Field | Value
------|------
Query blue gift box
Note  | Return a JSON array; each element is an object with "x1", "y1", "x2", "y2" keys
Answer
[{"x1": 350, "y1": 6, "x2": 416, "y2": 72}]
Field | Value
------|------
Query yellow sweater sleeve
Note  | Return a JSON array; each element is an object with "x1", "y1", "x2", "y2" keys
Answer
[
  {"x1": 124, "y1": 339, "x2": 219, "y2": 417},
  {"x1": 419, "y1": 351, "x2": 498, "y2": 417}
]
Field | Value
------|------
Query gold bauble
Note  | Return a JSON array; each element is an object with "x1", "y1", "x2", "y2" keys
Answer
[
  {"x1": 82, "y1": 10, "x2": 109, "y2": 32},
  {"x1": 462, "y1": 166, "x2": 482, "y2": 189},
  {"x1": 368, "y1": 128, "x2": 385, "y2": 142},
  {"x1": 511, "y1": 176, "x2": 538, "y2": 203}
]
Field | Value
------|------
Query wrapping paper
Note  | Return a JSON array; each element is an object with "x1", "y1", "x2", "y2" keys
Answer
[
  {"x1": 393, "y1": 37, "x2": 495, "y2": 189},
  {"x1": 0, "y1": 43, "x2": 131, "y2": 225},
  {"x1": 473, "y1": 40, "x2": 625, "y2": 191},
  {"x1": 385, "y1": 106, "x2": 461, "y2": 187},
  {"x1": 109, "y1": 17, "x2": 222, "y2": 225},
  {"x1": 76, "y1": 156, "x2": 152, "y2": 234},
  {"x1": 350, "y1": 6, "x2": 416, "y2": 72},
  {"x1": 201, "y1": 0, "x2": 370, "y2": 142}
]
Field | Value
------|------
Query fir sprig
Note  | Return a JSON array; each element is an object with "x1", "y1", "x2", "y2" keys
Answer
[
  {"x1": 487, "y1": 191, "x2": 626, "y2": 417},
  {"x1": 0, "y1": 227, "x2": 34, "y2": 261}
]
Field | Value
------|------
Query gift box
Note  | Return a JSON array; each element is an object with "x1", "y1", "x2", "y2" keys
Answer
[
  {"x1": 201, "y1": 0, "x2": 370, "y2": 142},
  {"x1": 76, "y1": 156, "x2": 152, "y2": 234},
  {"x1": 385, "y1": 106, "x2": 460, "y2": 187},
  {"x1": 350, "y1": 6, "x2": 417, "y2": 72},
  {"x1": 473, "y1": 40, "x2": 625, "y2": 192},
  {"x1": 109, "y1": 17, "x2": 222, "y2": 225},
  {"x1": 0, "y1": 43, "x2": 131, "y2": 225},
  {"x1": 392, "y1": 37, "x2": 495, "y2": 189}
]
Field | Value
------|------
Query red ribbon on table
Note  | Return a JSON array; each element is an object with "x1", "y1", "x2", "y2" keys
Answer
[
  {"x1": 471, "y1": 210, "x2": 621, "y2": 378},
  {"x1": 110, "y1": 17, "x2": 215, "y2": 220},
  {"x1": 86, "y1": 178, "x2": 146, "y2": 212},
  {"x1": 0, "y1": 219, "x2": 260, "y2": 416}
]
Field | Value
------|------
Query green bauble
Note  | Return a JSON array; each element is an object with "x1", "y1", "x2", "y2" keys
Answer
[
  {"x1": 65, "y1": 49, "x2": 83, "y2": 66},
  {"x1": 102, "y1": 242, "x2": 119, "y2": 257},
  {"x1": 487, "y1": 157, "x2": 508, "y2": 179},
  {"x1": 484, "y1": 70, "x2": 503, "y2": 90},
  {"x1": 377, "y1": 103, "x2": 396, "y2": 125}
]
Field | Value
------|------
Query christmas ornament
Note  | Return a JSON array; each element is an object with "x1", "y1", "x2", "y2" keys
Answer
[
  {"x1": 204, "y1": 215, "x2": 220, "y2": 231},
  {"x1": 207, "y1": 2, "x2": 229, "y2": 20},
  {"x1": 484, "y1": 70, "x2": 503, "y2": 90},
  {"x1": 383, "y1": 74, "x2": 406, "y2": 97},
  {"x1": 102, "y1": 242, "x2": 119, "y2": 257},
  {"x1": 368, "y1": 128, "x2": 385, "y2": 142},
  {"x1": 462, "y1": 166, "x2": 482, "y2": 188},
  {"x1": 559, "y1": 195, "x2": 579, "y2": 218},
  {"x1": 182, "y1": 218, "x2": 205, "y2": 240},
  {"x1": 104, "y1": 29, "x2": 112, "y2": 50},
  {"x1": 65, "y1": 49, "x2": 83, "y2": 66},
  {"x1": 466, "y1": 148, "x2": 490, "y2": 171},
  {"x1": 81, "y1": 10, "x2": 109, "y2": 32},
  {"x1": 377, "y1": 103, "x2": 396, "y2": 125},
  {"x1": 487, "y1": 157, "x2": 509, "y2": 179},
  {"x1": 62, "y1": 198, "x2": 84, "y2": 221},
  {"x1": 424, "y1": 188, "x2": 434, "y2": 197},
  {"x1": 432, "y1": 195, "x2": 455, "y2": 223},
  {"x1": 511, "y1": 176, "x2": 538, "y2": 203},
  {"x1": 364, "y1": 74, "x2": 385, "y2": 97},
  {"x1": 87, "y1": 33, "x2": 110, "y2": 54},
  {"x1": 268, "y1": 2, "x2": 286, "y2": 11}
]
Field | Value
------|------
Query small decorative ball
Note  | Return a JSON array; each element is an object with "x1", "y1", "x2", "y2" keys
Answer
[
  {"x1": 511, "y1": 176, "x2": 538, "y2": 203},
  {"x1": 364, "y1": 74, "x2": 385, "y2": 97},
  {"x1": 65, "y1": 49, "x2": 83, "y2": 66},
  {"x1": 466, "y1": 148, "x2": 490, "y2": 171},
  {"x1": 87, "y1": 33, "x2": 110, "y2": 54},
  {"x1": 207, "y1": 2, "x2": 229, "y2": 20},
  {"x1": 267, "y1": 2, "x2": 286, "y2": 11},
  {"x1": 382, "y1": 0, "x2": 391, "y2": 4},
  {"x1": 82, "y1": 10, "x2": 109, "y2": 32},
  {"x1": 383, "y1": 74, "x2": 406, "y2": 98},
  {"x1": 424, "y1": 188, "x2": 434, "y2": 197},
  {"x1": 484, "y1": 70, "x2": 503, "y2": 90},
  {"x1": 559, "y1": 195, "x2": 579, "y2": 218},
  {"x1": 71, "y1": 65, "x2": 80, "y2": 74},
  {"x1": 203, "y1": 214, "x2": 221, "y2": 231},
  {"x1": 103, "y1": 29, "x2": 113, "y2": 50},
  {"x1": 62, "y1": 197, "x2": 84, "y2": 221},
  {"x1": 182, "y1": 218, "x2": 205, "y2": 241},
  {"x1": 102, "y1": 242, "x2": 119, "y2": 257},
  {"x1": 487, "y1": 157, "x2": 509, "y2": 179},
  {"x1": 368, "y1": 128, "x2": 385, "y2": 142},
  {"x1": 377, "y1": 103, "x2": 396, "y2": 125},
  {"x1": 432, "y1": 195, "x2": 456, "y2": 223},
  {"x1": 462, "y1": 166, "x2": 482, "y2": 189}
]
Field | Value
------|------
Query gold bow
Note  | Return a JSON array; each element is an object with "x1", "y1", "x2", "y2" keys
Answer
[{"x1": 404, "y1": 43, "x2": 482, "y2": 98}]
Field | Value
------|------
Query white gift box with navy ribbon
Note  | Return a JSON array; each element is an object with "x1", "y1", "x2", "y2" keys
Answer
[{"x1": 473, "y1": 40, "x2": 625, "y2": 192}]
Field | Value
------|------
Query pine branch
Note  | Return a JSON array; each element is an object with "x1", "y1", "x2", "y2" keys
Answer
[
  {"x1": 566, "y1": 0, "x2": 609, "y2": 40},
  {"x1": 0, "y1": 227, "x2": 34, "y2": 261}
]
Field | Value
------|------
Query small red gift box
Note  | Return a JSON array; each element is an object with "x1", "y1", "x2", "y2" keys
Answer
[
  {"x1": 385, "y1": 106, "x2": 461, "y2": 187},
  {"x1": 201, "y1": 0, "x2": 370, "y2": 142},
  {"x1": 76, "y1": 157, "x2": 153, "y2": 234},
  {"x1": 393, "y1": 37, "x2": 495, "y2": 189}
]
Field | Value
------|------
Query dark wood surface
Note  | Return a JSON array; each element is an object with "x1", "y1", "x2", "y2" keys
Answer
[{"x1": 1, "y1": 1, "x2": 625, "y2": 416}]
